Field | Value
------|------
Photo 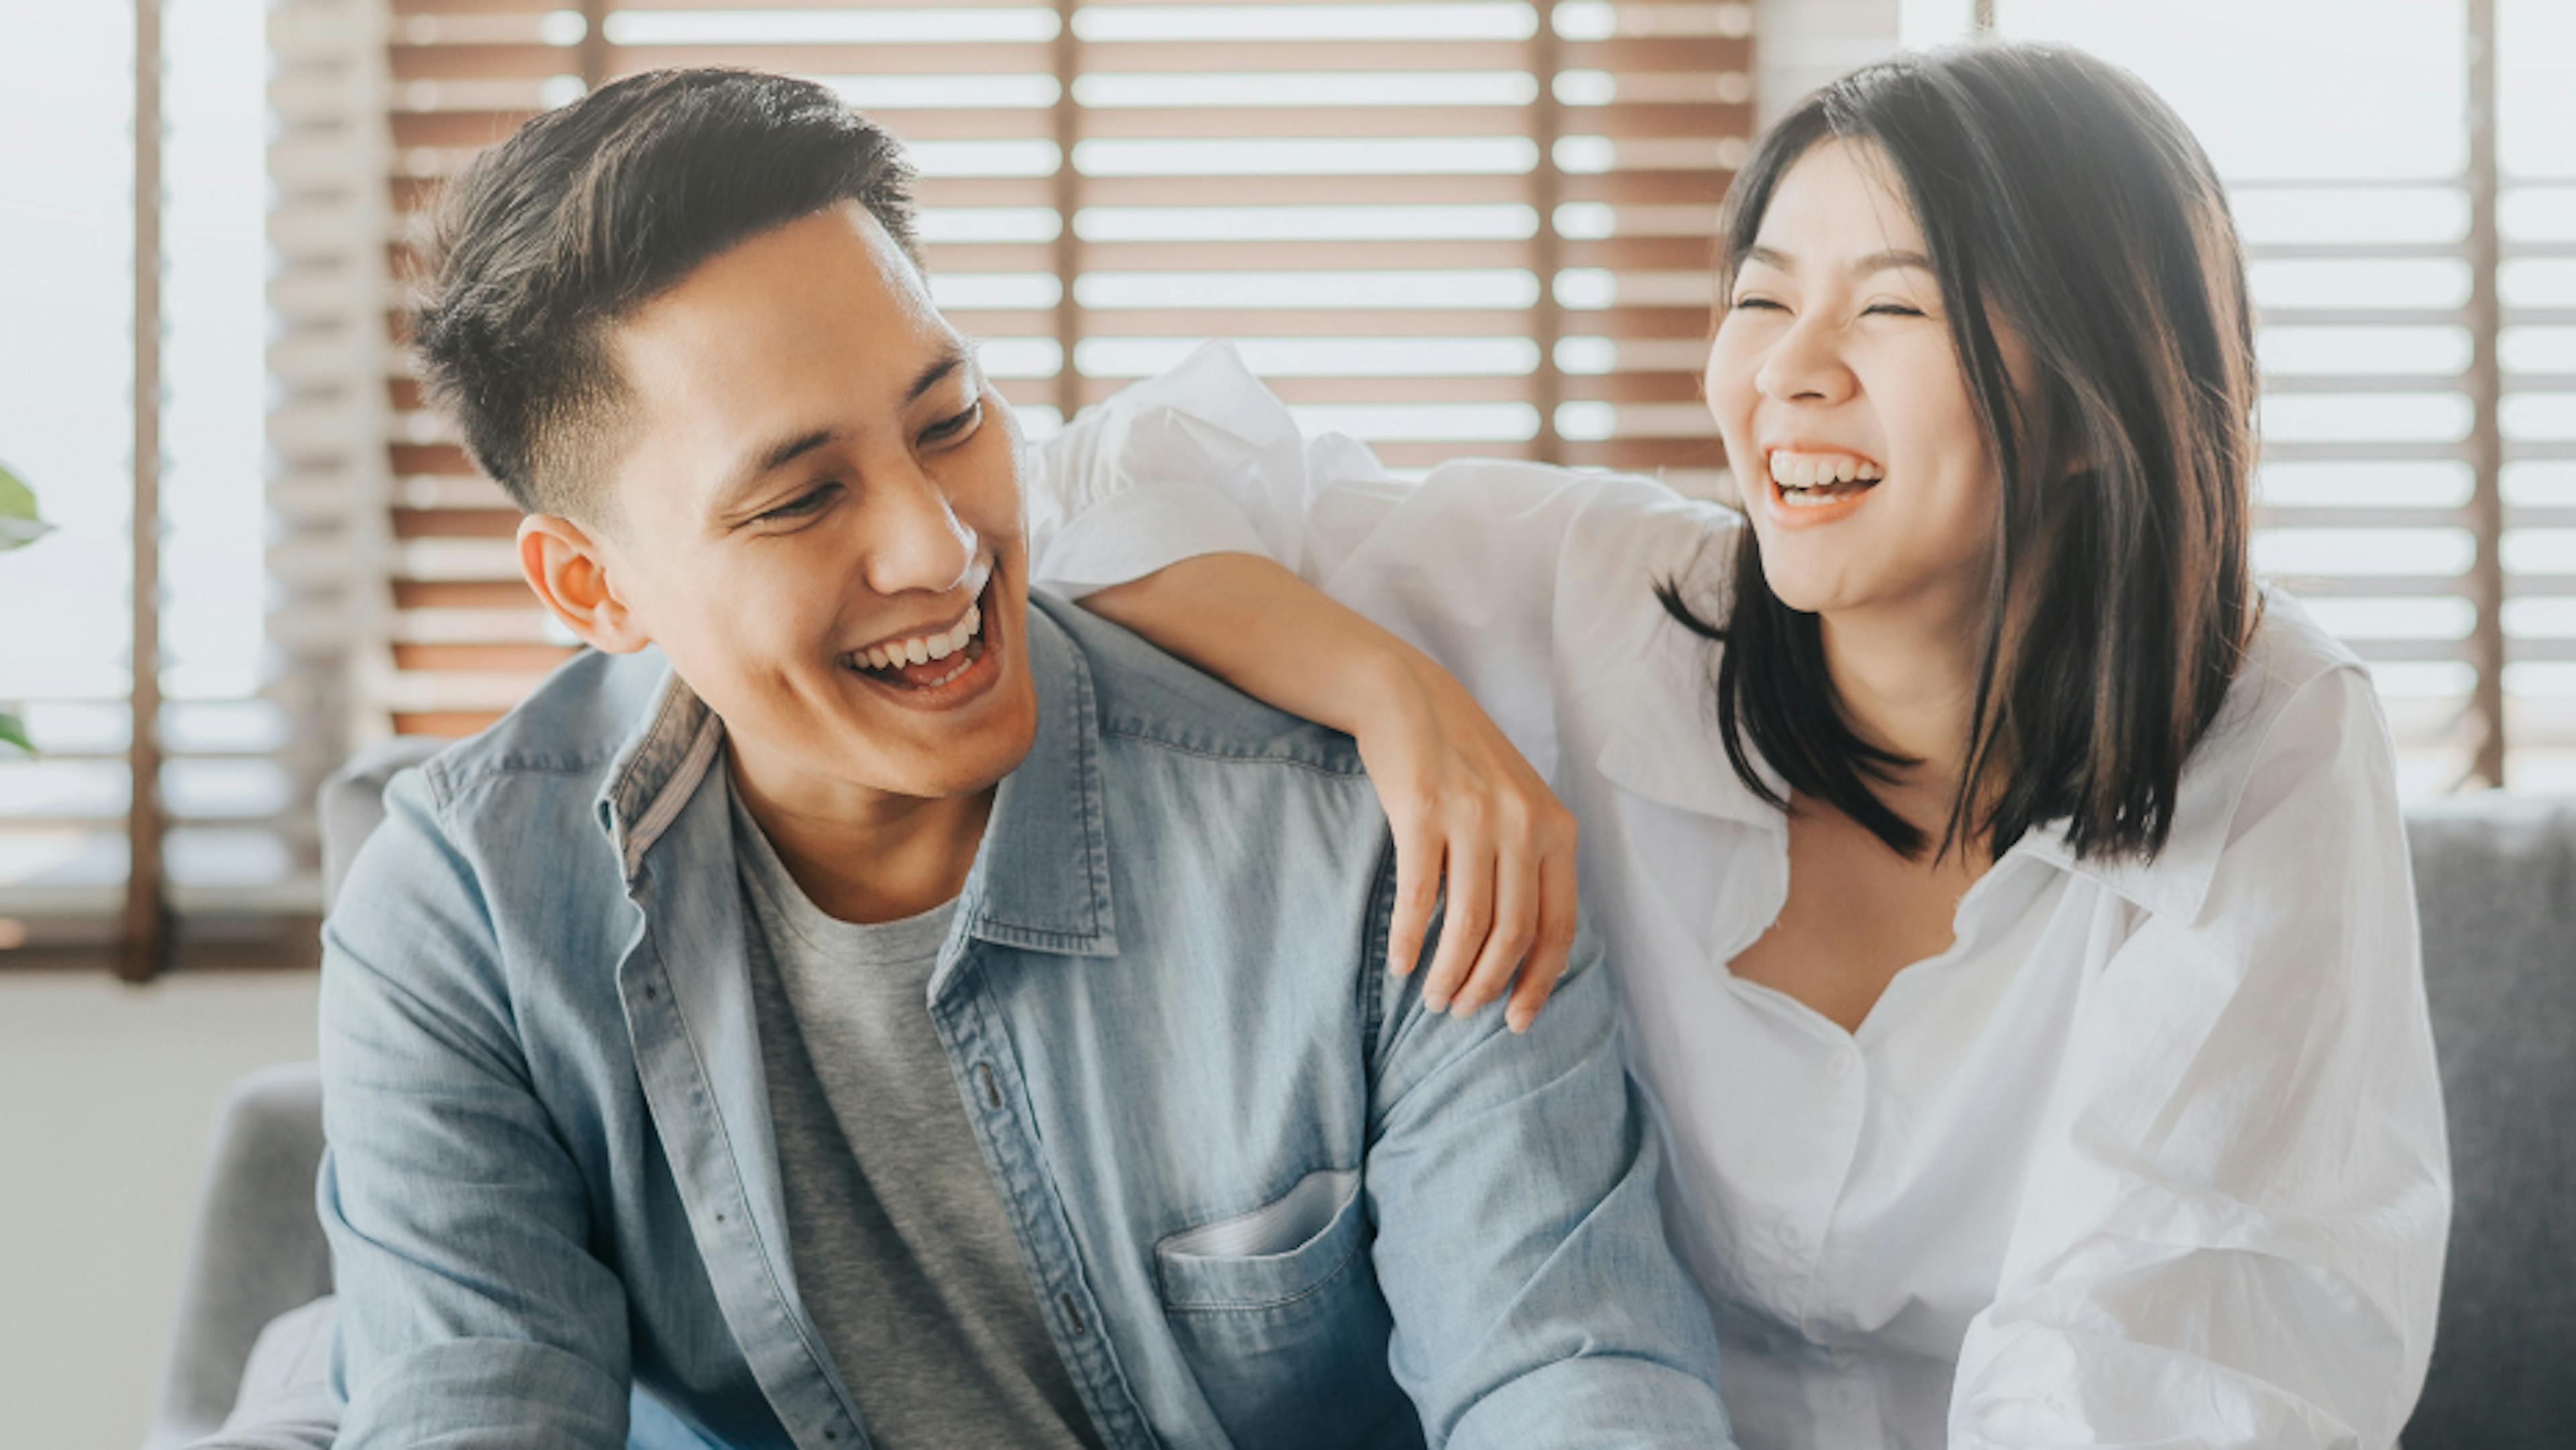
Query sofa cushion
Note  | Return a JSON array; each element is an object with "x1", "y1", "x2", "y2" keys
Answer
[{"x1": 2402, "y1": 795, "x2": 2576, "y2": 1449}]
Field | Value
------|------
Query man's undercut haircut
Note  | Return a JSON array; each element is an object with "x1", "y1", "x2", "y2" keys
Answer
[{"x1": 409, "y1": 68, "x2": 922, "y2": 519}]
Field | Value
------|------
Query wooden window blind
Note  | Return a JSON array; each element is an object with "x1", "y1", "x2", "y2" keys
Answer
[
  {"x1": 1989, "y1": 0, "x2": 2575, "y2": 794},
  {"x1": 374, "y1": 0, "x2": 1756, "y2": 737},
  {"x1": 1, "y1": 0, "x2": 343, "y2": 973}
]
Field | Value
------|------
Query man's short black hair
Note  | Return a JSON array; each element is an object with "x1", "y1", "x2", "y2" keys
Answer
[{"x1": 409, "y1": 68, "x2": 921, "y2": 519}]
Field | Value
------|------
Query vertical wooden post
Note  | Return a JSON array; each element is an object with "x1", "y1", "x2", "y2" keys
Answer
[
  {"x1": 2464, "y1": 0, "x2": 2507, "y2": 786},
  {"x1": 1053, "y1": 0, "x2": 1085, "y2": 423},
  {"x1": 122, "y1": 0, "x2": 170, "y2": 983},
  {"x1": 580, "y1": 0, "x2": 610, "y2": 89},
  {"x1": 1529, "y1": 5, "x2": 1564, "y2": 466}
]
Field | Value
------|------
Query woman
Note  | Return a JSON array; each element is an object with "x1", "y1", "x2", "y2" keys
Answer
[{"x1": 1025, "y1": 44, "x2": 2448, "y2": 1449}]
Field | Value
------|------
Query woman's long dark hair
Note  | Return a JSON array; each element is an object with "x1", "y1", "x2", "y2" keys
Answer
[{"x1": 1660, "y1": 43, "x2": 2260, "y2": 864}]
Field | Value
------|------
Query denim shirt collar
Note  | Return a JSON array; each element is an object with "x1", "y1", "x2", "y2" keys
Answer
[
  {"x1": 589, "y1": 597, "x2": 1121, "y2": 955},
  {"x1": 594, "y1": 652, "x2": 727, "y2": 884},
  {"x1": 953, "y1": 600, "x2": 1122, "y2": 956}
]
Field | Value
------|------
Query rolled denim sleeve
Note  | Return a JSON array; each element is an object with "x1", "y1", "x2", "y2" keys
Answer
[
  {"x1": 1363, "y1": 897, "x2": 1737, "y2": 1447},
  {"x1": 316, "y1": 766, "x2": 634, "y2": 1448}
]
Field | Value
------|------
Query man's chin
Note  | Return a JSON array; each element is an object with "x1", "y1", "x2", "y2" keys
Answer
[{"x1": 839, "y1": 674, "x2": 1040, "y2": 802}]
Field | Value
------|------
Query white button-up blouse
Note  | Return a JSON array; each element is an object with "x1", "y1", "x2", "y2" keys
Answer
[{"x1": 1024, "y1": 344, "x2": 2451, "y2": 1450}]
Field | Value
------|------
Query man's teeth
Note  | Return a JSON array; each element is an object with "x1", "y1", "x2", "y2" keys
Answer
[
  {"x1": 1767, "y1": 451, "x2": 1885, "y2": 490},
  {"x1": 859, "y1": 603, "x2": 981, "y2": 673}
]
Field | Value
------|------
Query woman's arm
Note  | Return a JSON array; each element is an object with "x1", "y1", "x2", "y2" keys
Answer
[
  {"x1": 1948, "y1": 664, "x2": 2449, "y2": 1447},
  {"x1": 1030, "y1": 344, "x2": 1726, "y2": 1028},
  {"x1": 1028, "y1": 344, "x2": 1603, "y2": 1029},
  {"x1": 1085, "y1": 554, "x2": 1579, "y2": 1031}
]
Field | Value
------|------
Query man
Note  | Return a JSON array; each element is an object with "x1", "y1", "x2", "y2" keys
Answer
[{"x1": 311, "y1": 67, "x2": 1733, "y2": 1449}]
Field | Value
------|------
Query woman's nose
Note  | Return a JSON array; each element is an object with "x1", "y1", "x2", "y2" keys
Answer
[{"x1": 1754, "y1": 316, "x2": 1856, "y2": 405}]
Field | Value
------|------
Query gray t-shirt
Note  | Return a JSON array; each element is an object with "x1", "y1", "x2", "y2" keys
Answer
[{"x1": 730, "y1": 783, "x2": 1102, "y2": 1450}]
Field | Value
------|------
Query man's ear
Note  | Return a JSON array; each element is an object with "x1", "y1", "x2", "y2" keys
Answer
[{"x1": 519, "y1": 513, "x2": 651, "y2": 654}]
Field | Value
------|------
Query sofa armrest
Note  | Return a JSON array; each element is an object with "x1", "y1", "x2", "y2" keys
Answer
[{"x1": 143, "y1": 1063, "x2": 331, "y2": 1450}]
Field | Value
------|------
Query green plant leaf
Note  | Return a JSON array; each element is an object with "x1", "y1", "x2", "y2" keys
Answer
[
  {"x1": 0, "y1": 710, "x2": 30, "y2": 755},
  {"x1": 0, "y1": 460, "x2": 50, "y2": 552}
]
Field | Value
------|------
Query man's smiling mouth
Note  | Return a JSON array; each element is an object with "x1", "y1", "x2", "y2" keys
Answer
[
  {"x1": 854, "y1": 601, "x2": 985, "y2": 686},
  {"x1": 842, "y1": 560, "x2": 1000, "y2": 693}
]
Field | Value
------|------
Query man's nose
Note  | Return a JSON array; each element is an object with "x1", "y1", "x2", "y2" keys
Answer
[{"x1": 862, "y1": 462, "x2": 979, "y2": 599}]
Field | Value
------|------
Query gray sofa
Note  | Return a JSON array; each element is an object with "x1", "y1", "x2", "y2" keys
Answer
[
  {"x1": 2399, "y1": 794, "x2": 2576, "y2": 1448},
  {"x1": 138, "y1": 738, "x2": 438, "y2": 1450},
  {"x1": 145, "y1": 740, "x2": 2575, "y2": 1447}
]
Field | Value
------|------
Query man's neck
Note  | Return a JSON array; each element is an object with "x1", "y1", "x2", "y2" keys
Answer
[{"x1": 725, "y1": 747, "x2": 994, "y2": 925}]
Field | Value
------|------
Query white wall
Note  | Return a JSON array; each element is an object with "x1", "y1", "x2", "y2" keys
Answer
[
  {"x1": 0, "y1": 972, "x2": 321, "y2": 1450},
  {"x1": 1757, "y1": 0, "x2": 1907, "y2": 124}
]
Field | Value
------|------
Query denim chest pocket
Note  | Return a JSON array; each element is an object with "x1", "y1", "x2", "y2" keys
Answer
[
  {"x1": 1157, "y1": 1167, "x2": 1367, "y2": 1310},
  {"x1": 1153, "y1": 1168, "x2": 1413, "y2": 1447}
]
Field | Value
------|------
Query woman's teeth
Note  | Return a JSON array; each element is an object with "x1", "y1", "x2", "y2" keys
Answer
[
  {"x1": 858, "y1": 603, "x2": 981, "y2": 674},
  {"x1": 1768, "y1": 450, "x2": 1885, "y2": 495}
]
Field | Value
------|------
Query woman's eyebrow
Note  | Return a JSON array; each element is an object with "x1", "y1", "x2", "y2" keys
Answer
[
  {"x1": 1739, "y1": 244, "x2": 1934, "y2": 277},
  {"x1": 1851, "y1": 248, "x2": 1935, "y2": 276}
]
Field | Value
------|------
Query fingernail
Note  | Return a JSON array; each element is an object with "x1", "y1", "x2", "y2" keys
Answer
[
  {"x1": 1506, "y1": 1013, "x2": 1530, "y2": 1034},
  {"x1": 1424, "y1": 992, "x2": 1449, "y2": 1012}
]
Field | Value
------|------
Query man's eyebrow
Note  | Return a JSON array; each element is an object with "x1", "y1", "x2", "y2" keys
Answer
[
  {"x1": 906, "y1": 345, "x2": 970, "y2": 405},
  {"x1": 709, "y1": 345, "x2": 977, "y2": 516},
  {"x1": 712, "y1": 427, "x2": 840, "y2": 516},
  {"x1": 1738, "y1": 244, "x2": 1935, "y2": 278}
]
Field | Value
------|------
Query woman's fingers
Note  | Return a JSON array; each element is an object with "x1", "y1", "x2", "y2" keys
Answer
[
  {"x1": 1417, "y1": 831, "x2": 1497, "y2": 1013},
  {"x1": 1505, "y1": 845, "x2": 1580, "y2": 1033},
  {"x1": 1385, "y1": 815, "x2": 1444, "y2": 979},
  {"x1": 1351, "y1": 663, "x2": 1581, "y2": 1026},
  {"x1": 1450, "y1": 817, "x2": 1540, "y2": 1019}
]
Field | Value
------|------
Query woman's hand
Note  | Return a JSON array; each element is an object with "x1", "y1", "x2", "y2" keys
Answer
[
  {"x1": 1355, "y1": 652, "x2": 1580, "y2": 1033},
  {"x1": 1082, "y1": 554, "x2": 1582, "y2": 1031}
]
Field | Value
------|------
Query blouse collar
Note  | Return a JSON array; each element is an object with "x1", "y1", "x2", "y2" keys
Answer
[{"x1": 1595, "y1": 589, "x2": 2356, "y2": 927}]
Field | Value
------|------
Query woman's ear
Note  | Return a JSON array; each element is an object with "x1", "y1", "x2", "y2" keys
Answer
[{"x1": 518, "y1": 513, "x2": 652, "y2": 654}]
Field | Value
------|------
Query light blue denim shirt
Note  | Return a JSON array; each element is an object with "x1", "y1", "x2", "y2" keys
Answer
[{"x1": 316, "y1": 594, "x2": 1735, "y2": 1449}]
